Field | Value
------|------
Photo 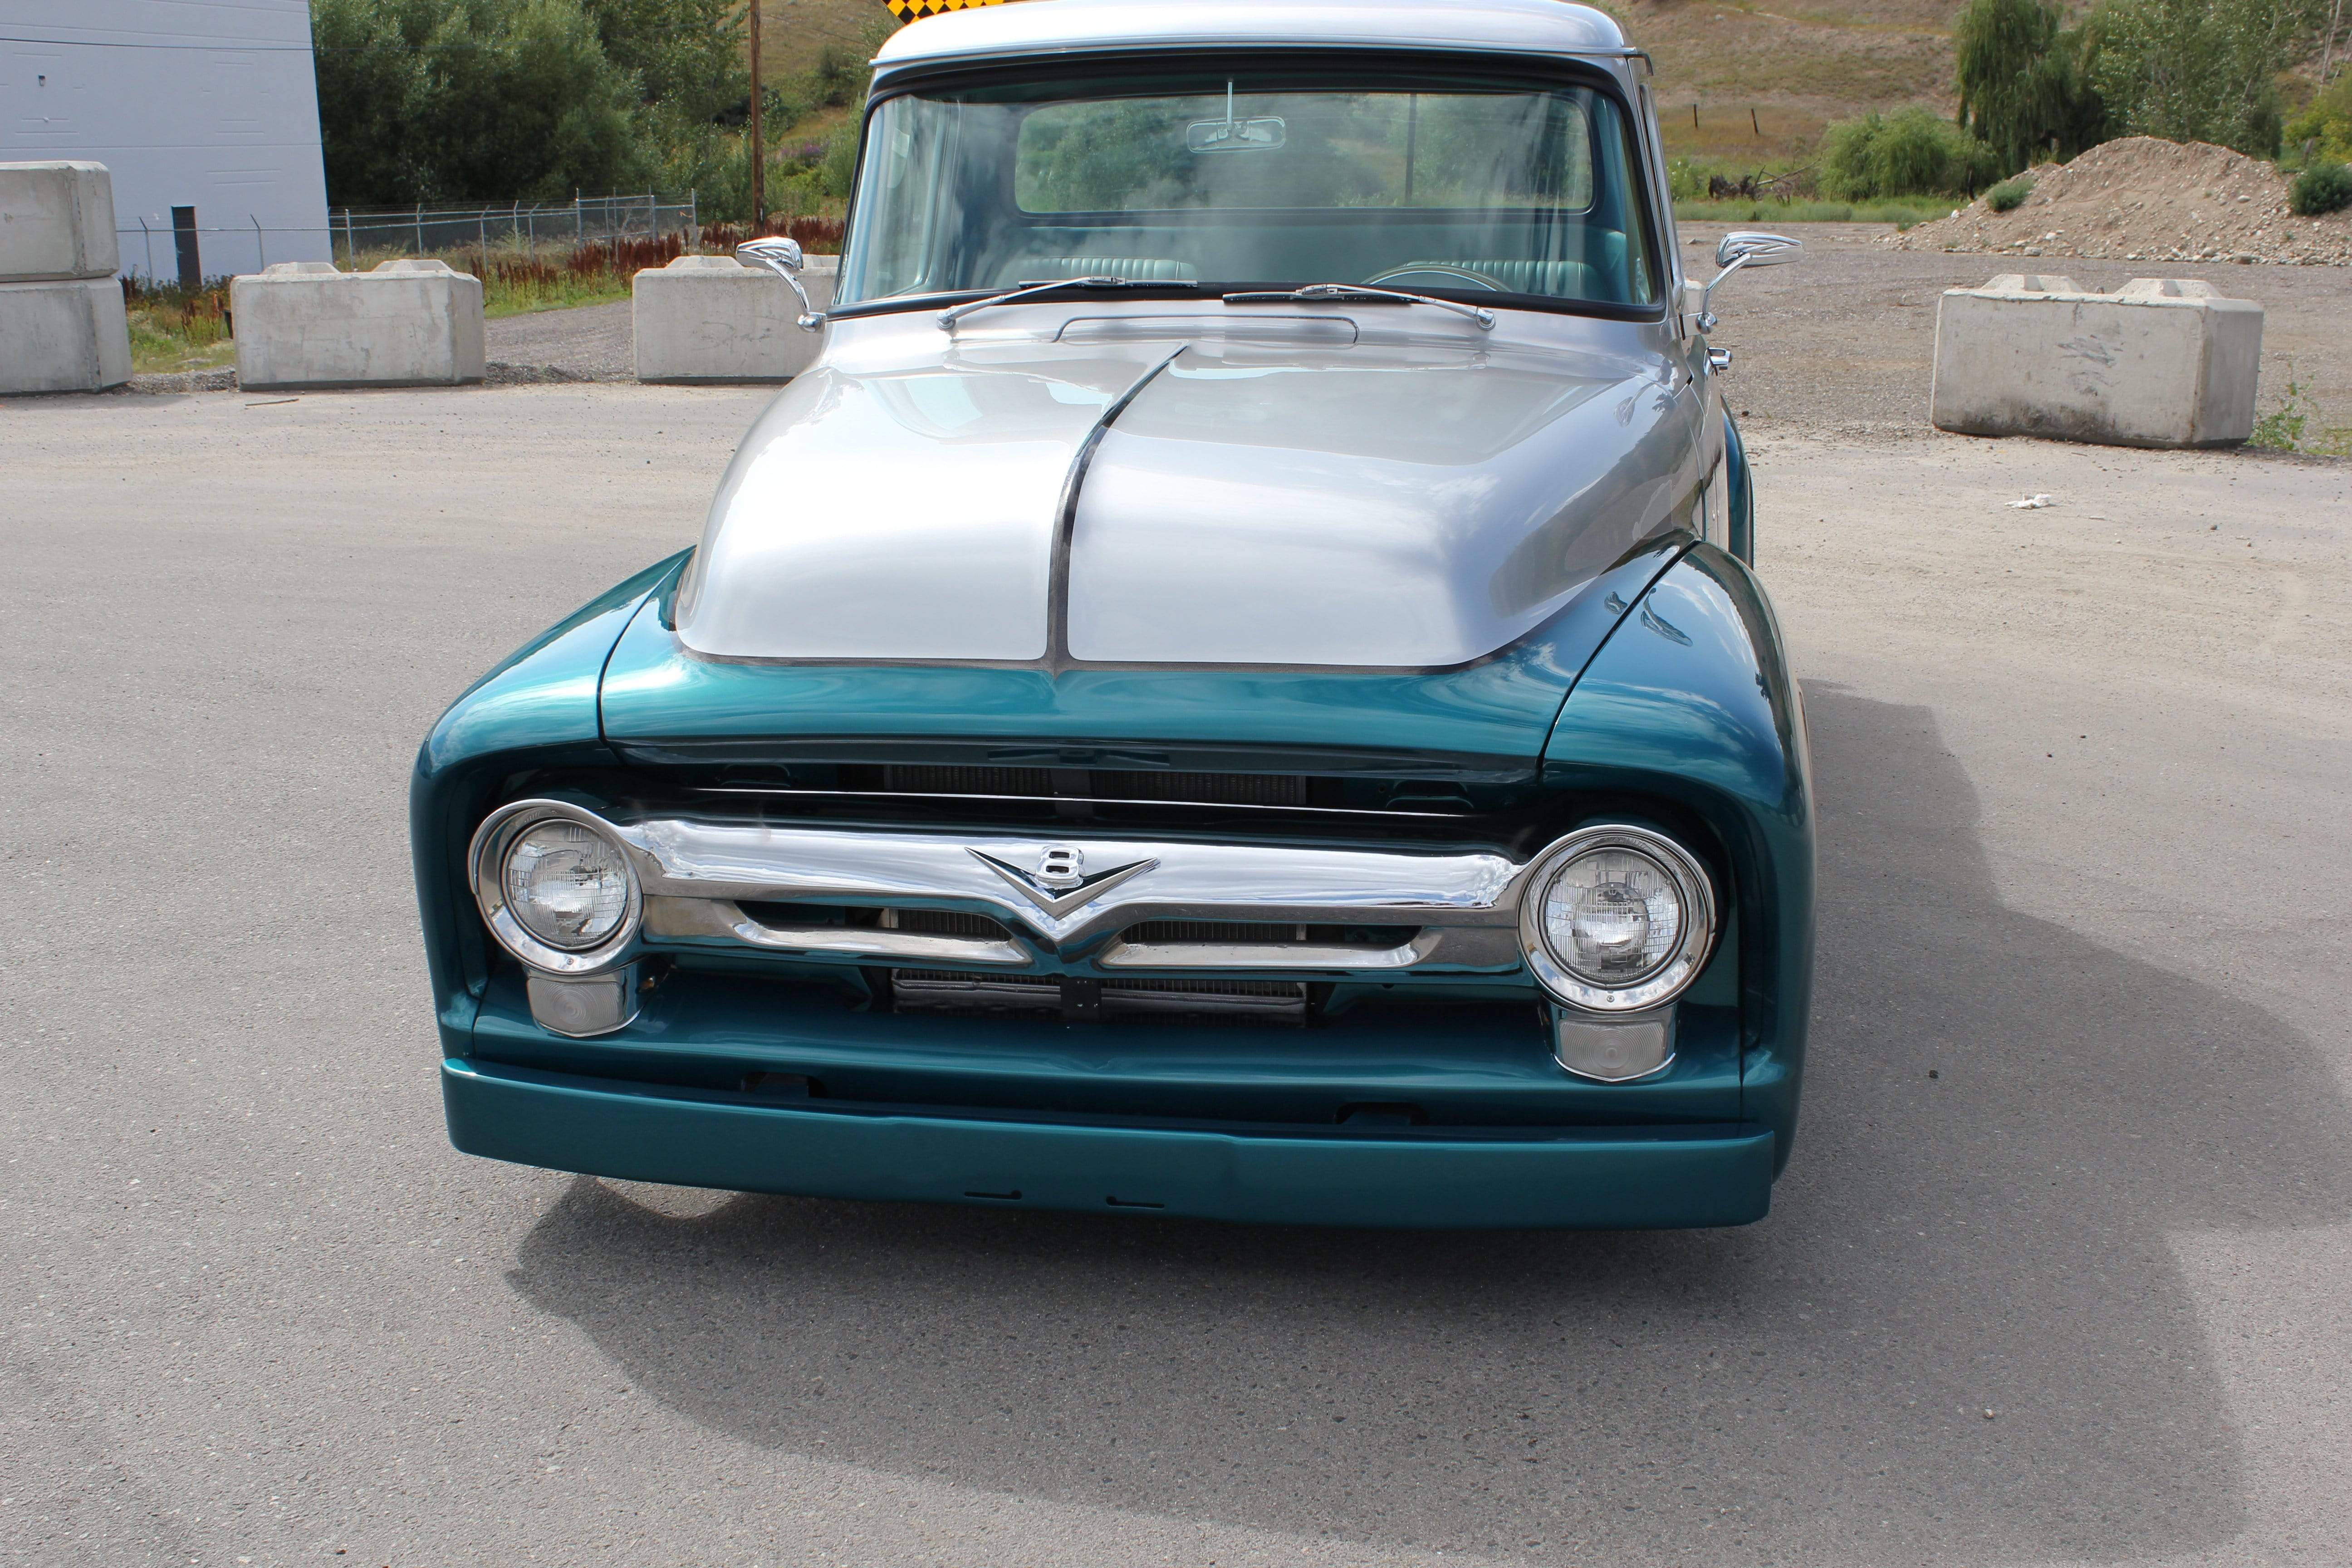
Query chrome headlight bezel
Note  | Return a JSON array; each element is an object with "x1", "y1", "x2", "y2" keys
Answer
[
  {"x1": 1518, "y1": 824, "x2": 1719, "y2": 1013},
  {"x1": 467, "y1": 799, "x2": 643, "y2": 975}
]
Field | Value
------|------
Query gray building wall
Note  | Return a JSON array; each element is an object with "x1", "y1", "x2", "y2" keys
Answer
[{"x1": 0, "y1": 0, "x2": 332, "y2": 279}]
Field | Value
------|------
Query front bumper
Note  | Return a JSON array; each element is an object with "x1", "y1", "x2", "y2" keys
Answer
[
  {"x1": 443, "y1": 1056, "x2": 1774, "y2": 1229},
  {"x1": 444, "y1": 1062, "x2": 1769, "y2": 1232},
  {"x1": 446, "y1": 965, "x2": 1766, "y2": 1229}
]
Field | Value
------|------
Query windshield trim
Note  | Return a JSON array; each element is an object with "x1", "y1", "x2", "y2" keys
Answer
[
  {"x1": 823, "y1": 285, "x2": 1666, "y2": 328},
  {"x1": 834, "y1": 48, "x2": 1668, "y2": 327}
]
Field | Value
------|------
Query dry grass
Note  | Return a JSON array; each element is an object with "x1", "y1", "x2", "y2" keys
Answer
[
  {"x1": 1621, "y1": 0, "x2": 1966, "y2": 179},
  {"x1": 752, "y1": 0, "x2": 900, "y2": 81}
]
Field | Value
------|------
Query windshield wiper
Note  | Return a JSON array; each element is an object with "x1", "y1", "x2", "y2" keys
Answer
[
  {"x1": 938, "y1": 276, "x2": 1197, "y2": 331},
  {"x1": 1222, "y1": 283, "x2": 1495, "y2": 331}
]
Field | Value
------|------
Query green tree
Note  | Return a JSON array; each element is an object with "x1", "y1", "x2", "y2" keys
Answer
[
  {"x1": 1955, "y1": 0, "x2": 2107, "y2": 170},
  {"x1": 2087, "y1": 0, "x2": 2329, "y2": 156},
  {"x1": 578, "y1": 0, "x2": 746, "y2": 122},
  {"x1": 312, "y1": 0, "x2": 648, "y2": 206}
]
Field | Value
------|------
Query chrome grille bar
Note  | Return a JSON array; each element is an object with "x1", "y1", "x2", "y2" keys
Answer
[{"x1": 607, "y1": 816, "x2": 1530, "y2": 976}]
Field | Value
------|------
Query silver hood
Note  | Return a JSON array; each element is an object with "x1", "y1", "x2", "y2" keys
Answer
[{"x1": 676, "y1": 310, "x2": 1702, "y2": 670}]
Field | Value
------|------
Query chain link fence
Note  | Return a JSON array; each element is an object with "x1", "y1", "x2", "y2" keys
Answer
[
  {"x1": 118, "y1": 193, "x2": 700, "y2": 284},
  {"x1": 330, "y1": 193, "x2": 699, "y2": 263}
]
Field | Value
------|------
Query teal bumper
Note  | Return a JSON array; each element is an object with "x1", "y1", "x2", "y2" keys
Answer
[{"x1": 442, "y1": 1057, "x2": 1774, "y2": 1230}]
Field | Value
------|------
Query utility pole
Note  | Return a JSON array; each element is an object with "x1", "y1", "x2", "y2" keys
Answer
[{"x1": 748, "y1": 0, "x2": 764, "y2": 227}]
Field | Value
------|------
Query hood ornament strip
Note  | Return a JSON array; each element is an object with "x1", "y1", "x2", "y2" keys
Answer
[{"x1": 1043, "y1": 345, "x2": 1186, "y2": 673}]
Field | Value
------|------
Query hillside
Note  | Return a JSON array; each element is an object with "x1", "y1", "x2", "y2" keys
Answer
[
  {"x1": 746, "y1": 0, "x2": 1967, "y2": 167},
  {"x1": 1622, "y1": 0, "x2": 1964, "y2": 162},
  {"x1": 750, "y1": 0, "x2": 900, "y2": 79}
]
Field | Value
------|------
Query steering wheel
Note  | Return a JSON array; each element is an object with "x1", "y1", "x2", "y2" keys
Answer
[{"x1": 1363, "y1": 262, "x2": 1509, "y2": 291}]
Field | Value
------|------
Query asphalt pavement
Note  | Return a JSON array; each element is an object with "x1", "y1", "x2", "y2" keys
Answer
[{"x1": 3, "y1": 321, "x2": 2348, "y2": 1564}]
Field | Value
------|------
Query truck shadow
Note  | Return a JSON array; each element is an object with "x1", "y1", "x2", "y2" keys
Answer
[{"x1": 506, "y1": 686, "x2": 2352, "y2": 1562}]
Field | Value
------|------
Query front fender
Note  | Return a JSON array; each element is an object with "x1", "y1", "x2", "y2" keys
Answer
[
  {"x1": 1541, "y1": 545, "x2": 1814, "y2": 1170},
  {"x1": 408, "y1": 552, "x2": 692, "y2": 1049},
  {"x1": 1725, "y1": 409, "x2": 1755, "y2": 565}
]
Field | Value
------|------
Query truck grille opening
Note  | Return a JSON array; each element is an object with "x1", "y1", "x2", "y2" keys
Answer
[
  {"x1": 731, "y1": 905, "x2": 1019, "y2": 942},
  {"x1": 1103, "y1": 978, "x2": 1309, "y2": 1019},
  {"x1": 890, "y1": 969, "x2": 1060, "y2": 1013},
  {"x1": 890, "y1": 969, "x2": 1308, "y2": 1024},
  {"x1": 1122, "y1": 919, "x2": 1421, "y2": 948},
  {"x1": 879, "y1": 765, "x2": 1312, "y2": 808},
  {"x1": 880, "y1": 908, "x2": 1014, "y2": 939}
]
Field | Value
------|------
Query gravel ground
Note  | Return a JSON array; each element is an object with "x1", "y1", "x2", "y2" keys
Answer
[
  {"x1": 1682, "y1": 221, "x2": 2352, "y2": 438},
  {"x1": 483, "y1": 298, "x2": 635, "y2": 381},
  {"x1": 3, "y1": 264, "x2": 2349, "y2": 1567}
]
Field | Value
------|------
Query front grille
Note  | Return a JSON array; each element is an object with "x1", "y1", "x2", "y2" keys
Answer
[
  {"x1": 890, "y1": 969, "x2": 1308, "y2": 1023},
  {"x1": 884, "y1": 765, "x2": 1057, "y2": 797},
  {"x1": 1097, "y1": 771, "x2": 1308, "y2": 807},
  {"x1": 892, "y1": 969, "x2": 1061, "y2": 1014},
  {"x1": 881, "y1": 765, "x2": 1310, "y2": 808},
  {"x1": 1122, "y1": 919, "x2": 1421, "y2": 948},
  {"x1": 732, "y1": 904, "x2": 1020, "y2": 942},
  {"x1": 1103, "y1": 978, "x2": 1308, "y2": 1019},
  {"x1": 880, "y1": 908, "x2": 1014, "y2": 939}
]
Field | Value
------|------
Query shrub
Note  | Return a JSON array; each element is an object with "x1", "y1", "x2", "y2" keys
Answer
[
  {"x1": 1818, "y1": 108, "x2": 2005, "y2": 199},
  {"x1": 1985, "y1": 174, "x2": 2034, "y2": 211},
  {"x1": 2282, "y1": 74, "x2": 2352, "y2": 167},
  {"x1": 2289, "y1": 162, "x2": 2352, "y2": 216}
]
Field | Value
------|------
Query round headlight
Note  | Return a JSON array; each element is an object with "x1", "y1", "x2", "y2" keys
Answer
[
  {"x1": 1519, "y1": 826, "x2": 1717, "y2": 1013},
  {"x1": 469, "y1": 802, "x2": 642, "y2": 972},
  {"x1": 504, "y1": 820, "x2": 632, "y2": 950}
]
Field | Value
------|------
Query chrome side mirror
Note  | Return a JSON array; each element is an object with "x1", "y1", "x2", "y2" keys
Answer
[
  {"x1": 1687, "y1": 230, "x2": 1801, "y2": 333},
  {"x1": 1715, "y1": 230, "x2": 1801, "y2": 272},
  {"x1": 736, "y1": 237, "x2": 824, "y2": 332}
]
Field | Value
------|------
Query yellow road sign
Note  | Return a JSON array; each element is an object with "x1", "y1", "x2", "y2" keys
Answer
[{"x1": 884, "y1": 0, "x2": 1021, "y2": 20}]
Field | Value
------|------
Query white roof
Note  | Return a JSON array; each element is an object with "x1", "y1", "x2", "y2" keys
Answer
[{"x1": 874, "y1": 0, "x2": 1631, "y2": 71}]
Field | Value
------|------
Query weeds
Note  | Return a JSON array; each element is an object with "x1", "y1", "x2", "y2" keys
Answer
[
  {"x1": 2247, "y1": 372, "x2": 2352, "y2": 456},
  {"x1": 1985, "y1": 175, "x2": 2034, "y2": 212},
  {"x1": 120, "y1": 276, "x2": 235, "y2": 374},
  {"x1": 697, "y1": 214, "x2": 844, "y2": 256},
  {"x1": 452, "y1": 234, "x2": 687, "y2": 317}
]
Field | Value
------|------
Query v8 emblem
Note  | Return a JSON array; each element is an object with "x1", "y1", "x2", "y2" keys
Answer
[{"x1": 970, "y1": 843, "x2": 1157, "y2": 919}]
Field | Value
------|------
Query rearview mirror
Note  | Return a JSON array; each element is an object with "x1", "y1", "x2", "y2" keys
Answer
[
  {"x1": 737, "y1": 236, "x2": 804, "y2": 274},
  {"x1": 735, "y1": 236, "x2": 824, "y2": 332},
  {"x1": 1715, "y1": 231, "x2": 1802, "y2": 271},
  {"x1": 1686, "y1": 230, "x2": 1802, "y2": 333}
]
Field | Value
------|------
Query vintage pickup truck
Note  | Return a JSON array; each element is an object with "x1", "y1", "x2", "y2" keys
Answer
[{"x1": 410, "y1": 0, "x2": 1813, "y2": 1228}]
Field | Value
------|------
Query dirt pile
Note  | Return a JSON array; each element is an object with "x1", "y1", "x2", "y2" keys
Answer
[{"x1": 1892, "y1": 137, "x2": 2352, "y2": 266}]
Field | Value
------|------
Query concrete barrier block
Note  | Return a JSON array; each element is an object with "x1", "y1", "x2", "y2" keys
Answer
[
  {"x1": 632, "y1": 253, "x2": 837, "y2": 383},
  {"x1": 0, "y1": 161, "x2": 120, "y2": 281},
  {"x1": 1931, "y1": 275, "x2": 2263, "y2": 448},
  {"x1": 230, "y1": 258, "x2": 486, "y2": 390},
  {"x1": 0, "y1": 276, "x2": 132, "y2": 393}
]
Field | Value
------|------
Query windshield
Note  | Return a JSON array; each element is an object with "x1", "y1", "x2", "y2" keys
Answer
[{"x1": 837, "y1": 63, "x2": 1661, "y2": 313}]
